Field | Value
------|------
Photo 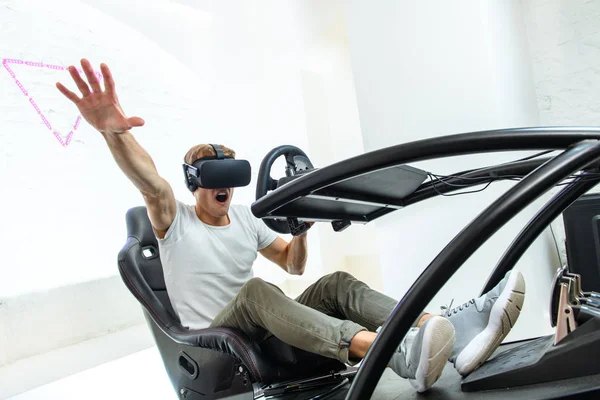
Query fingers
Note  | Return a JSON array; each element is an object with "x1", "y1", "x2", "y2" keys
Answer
[
  {"x1": 80, "y1": 58, "x2": 102, "y2": 93},
  {"x1": 100, "y1": 63, "x2": 115, "y2": 94},
  {"x1": 67, "y1": 65, "x2": 91, "y2": 97},
  {"x1": 56, "y1": 82, "x2": 81, "y2": 103},
  {"x1": 127, "y1": 116, "x2": 145, "y2": 128}
]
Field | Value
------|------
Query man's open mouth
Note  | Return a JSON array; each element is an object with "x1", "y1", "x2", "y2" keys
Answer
[{"x1": 216, "y1": 190, "x2": 229, "y2": 203}]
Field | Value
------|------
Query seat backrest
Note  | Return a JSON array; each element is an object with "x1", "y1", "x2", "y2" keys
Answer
[{"x1": 118, "y1": 206, "x2": 181, "y2": 328}]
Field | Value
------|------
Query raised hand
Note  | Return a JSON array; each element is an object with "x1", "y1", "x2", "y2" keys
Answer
[{"x1": 56, "y1": 59, "x2": 144, "y2": 134}]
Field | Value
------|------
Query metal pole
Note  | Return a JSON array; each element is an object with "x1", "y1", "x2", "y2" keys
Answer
[{"x1": 479, "y1": 172, "x2": 600, "y2": 295}]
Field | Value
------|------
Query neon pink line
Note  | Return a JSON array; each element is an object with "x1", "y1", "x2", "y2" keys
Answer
[
  {"x1": 53, "y1": 131, "x2": 66, "y2": 146},
  {"x1": 29, "y1": 98, "x2": 52, "y2": 129},
  {"x1": 3, "y1": 63, "x2": 16, "y2": 78},
  {"x1": 4, "y1": 59, "x2": 99, "y2": 77},
  {"x1": 53, "y1": 131, "x2": 74, "y2": 147},
  {"x1": 29, "y1": 97, "x2": 41, "y2": 113},
  {"x1": 40, "y1": 114, "x2": 52, "y2": 130},
  {"x1": 15, "y1": 80, "x2": 28, "y2": 96},
  {"x1": 2, "y1": 57, "x2": 103, "y2": 147}
]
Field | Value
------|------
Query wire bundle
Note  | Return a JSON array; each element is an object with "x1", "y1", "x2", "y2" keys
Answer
[{"x1": 426, "y1": 150, "x2": 600, "y2": 197}]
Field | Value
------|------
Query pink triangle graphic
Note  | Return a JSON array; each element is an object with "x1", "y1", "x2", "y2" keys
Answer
[{"x1": 1, "y1": 58, "x2": 102, "y2": 147}]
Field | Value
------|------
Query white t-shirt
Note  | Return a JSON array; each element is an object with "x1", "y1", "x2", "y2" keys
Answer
[{"x1": 156, "y1": 200, "x2": 278, "y2": 329}]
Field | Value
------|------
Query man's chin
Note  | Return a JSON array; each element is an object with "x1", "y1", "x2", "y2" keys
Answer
[{"x1": 214, "y1": 203, "x2": 230, "y2": 215}]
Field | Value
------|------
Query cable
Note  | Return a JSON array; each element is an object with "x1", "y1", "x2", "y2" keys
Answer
[
  {"x1": 421, "y1": 147, "x2": 600, "y2": 197},
  {"x1": 428, "y1": 178, "x2": 494, "y2": 196},
  {"x1": 425, "y1": 170, "x2": 600, "y2": 197},
  {"x1": 451, "y1": 150, "x2": 556, "y2": 176},
  {"x1": 554, "y1": 173, "x2": 600, "y2": 186},
  {"x1": 512, "y1": 150, "x2": 555, "y2": 162},
  {"x1": 426, "y1": 171, "x2": 525, "y2": 197},
  {"x1": 430, "y1": 173, "x2": 524, "y2": 186},
  {"x1": 549, "y1": 223, "x2": 564, "y2": 267}
]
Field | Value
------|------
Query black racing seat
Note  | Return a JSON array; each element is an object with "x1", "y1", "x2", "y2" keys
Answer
[{"x1": 117, "y1": 206, "x2": 349, "y2": 399}]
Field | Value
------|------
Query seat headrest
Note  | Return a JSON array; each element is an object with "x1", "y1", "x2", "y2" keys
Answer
[
  {"x1": 125, "y1": 206, "x2": 158, "y2": 247},
  {"x1": 121, "y1": 205, "x2": 167, "y2": 291}
]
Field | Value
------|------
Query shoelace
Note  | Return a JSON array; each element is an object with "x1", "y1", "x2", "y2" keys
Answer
[{"x1": 440, "y1": 298, "x2": 476, "y2": 317}]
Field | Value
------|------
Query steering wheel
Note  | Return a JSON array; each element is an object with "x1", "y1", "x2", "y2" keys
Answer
[{"x1": 255, "y1": 145, "x2": 315, "y2": 236}]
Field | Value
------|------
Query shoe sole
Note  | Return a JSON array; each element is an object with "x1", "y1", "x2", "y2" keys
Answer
[
  {"x1": 454, "y1": 271, "x2": 526, "y2": 376},
  {"x1": 410, "y1": 316, "x2": 456, "y2": 393}
]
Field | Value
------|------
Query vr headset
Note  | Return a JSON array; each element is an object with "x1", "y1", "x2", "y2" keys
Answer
[{"x1": 183, "y1": 144, "x2": 251, "y2": 192}]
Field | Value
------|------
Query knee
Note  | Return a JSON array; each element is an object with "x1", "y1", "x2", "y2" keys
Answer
[
  {"x1": 240, "y1": 277, "x2": 269, "y2": 297},
  {"x1": 324, "y1": 271, "x2": 356, "y2": 287},
  {"x1": 331, "y1": 271, "x2": 355, "y2": 282},
  {"x1": 237, "y1": 278, "x2": 282, "y2": 308}
]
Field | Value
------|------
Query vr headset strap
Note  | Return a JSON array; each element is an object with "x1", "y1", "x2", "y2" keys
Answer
[{"x1": 210, "y1": 144, "x2": 225, "y2": 159}]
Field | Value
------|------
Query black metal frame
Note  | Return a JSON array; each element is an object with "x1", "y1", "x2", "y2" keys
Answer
[
  {"x1": 250, "y1": 127, "x2": 600, "y2": 399},
  {"x1": 346, "y1": 139, "x2": 600, "y2": 400},
  {"x1": 251, "y1": 127, "x2": 600, "y2": 222}
]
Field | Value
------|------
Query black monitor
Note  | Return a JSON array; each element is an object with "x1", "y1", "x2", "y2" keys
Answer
[{"x1": 563, "y1": 193, "x2": 600, "y2": 291}]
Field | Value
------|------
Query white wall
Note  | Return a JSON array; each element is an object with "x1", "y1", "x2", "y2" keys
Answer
[
  {"x1": 343, "y1": 0, "x2": 558, "y2": 341},
  {"x1": 0, "y1": 0, "x2": 327, "y2": 371},
  {"x1": 522, "y1": 0, "x2": 600, "y2": 263},
  {"x1": 296, "y1": 1, "x2": 385, "y2": 292},
  {"x1": 523, "y1": 0, "x2": 600, "y2": 127}
]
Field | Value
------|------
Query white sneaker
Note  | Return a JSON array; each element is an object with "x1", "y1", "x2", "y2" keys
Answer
[
  {"x1": 389, "y1": 316, "x2": 455, "y2": 393},
  {"x1": 443, "y1": 270, "x2": 526, "y2": 376}
]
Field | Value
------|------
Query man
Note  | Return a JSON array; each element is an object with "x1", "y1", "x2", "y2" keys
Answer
[{"x1": 57, "y1": 59, "x2": 526, "y2": 393}]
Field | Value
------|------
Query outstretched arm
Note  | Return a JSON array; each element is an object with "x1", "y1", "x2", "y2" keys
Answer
[
  {"x1": 56, "y1": 59, "x2": 176, "y2": 235},
  {"x1": 102, "y1": 131, "x2": 176, "y2": 236}
]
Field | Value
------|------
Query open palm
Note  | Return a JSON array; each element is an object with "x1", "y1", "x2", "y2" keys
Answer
[{"x1": 56, "y1": 59, "x2": 144, "y2": 134}]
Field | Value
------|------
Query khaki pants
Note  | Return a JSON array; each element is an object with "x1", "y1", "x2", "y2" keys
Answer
[{"x1": 209, "y1": 271, "x2": 426, "y2": 364}]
